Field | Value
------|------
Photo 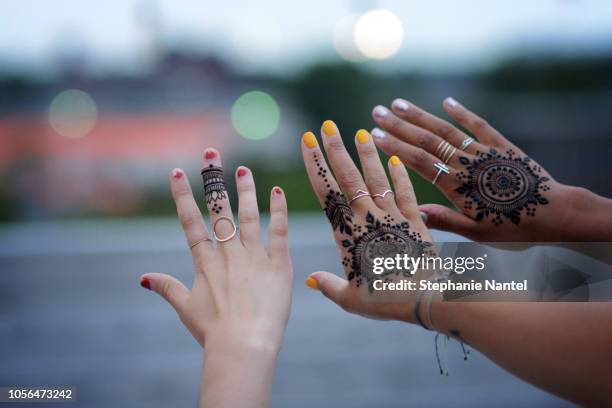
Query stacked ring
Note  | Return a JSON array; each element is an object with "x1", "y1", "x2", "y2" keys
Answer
[{"x1": 435, "y1": 140, "x2": 457, "y2": 163}]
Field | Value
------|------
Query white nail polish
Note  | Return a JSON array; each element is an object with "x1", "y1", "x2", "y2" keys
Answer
[
  {"x1": 420, "y1": 211, "x2": 428, "y2": 223},
  {"x1": 371, "y1": 128, "x2": 386, "y2": 139},
  {"x1": 392, "y1": 99, "x2": 410, "y2": 112},
  {"x1": 446, "y1": 97, "x2": 459, "y2": 107},
  {"x1": 373, "y1": 105, "x2": 389, "y2": 118}
]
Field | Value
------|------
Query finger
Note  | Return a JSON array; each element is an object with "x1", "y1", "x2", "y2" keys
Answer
[
  {"x1": 387, "y1": 155, "x2": 420, "y2": 222},
  {"x1": 268, "y1": 186, "x2": 290, "y2": 267},
  {"x1": 301, "y1": 131, "x2": 354, "y2": 236},
  {"x1": 320, "y1": 120, "x2": 375, "y2": 211},
  {"x1": 235, "y1": 166, "x2": 261, "y2": 248},
  {"x1": 140, "y1": 273, "x2": 190, "y2": 316},
  {"x1": 373, "y1": 105, "x2": 465, "y2": 167},
  {"x1": 169, "y1": 168, "x2": 213, "y2": 261},
  {"x1": 390, "y1": 98, "x2": 485, "y2": 154},
  {"x1": 201, "y1": 148, "x2": 240, "y2": 250},
  {"x1": 354, "y1": 129, "x2": 395, "y2": 212},
  {"x1": 419, "y1": 204, "x2": 480, "y2": 239},
  {"x1": 306, "y1": 272, "x2": 353, "y2": 313},
  {"x1": 371, "y1": 127, "x2": 459, "y2": 195},
  {"x1": 443, "y1": 97, "x2": 511, "y2": 149}
]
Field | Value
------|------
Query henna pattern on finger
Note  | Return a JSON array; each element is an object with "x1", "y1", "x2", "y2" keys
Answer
[
  {"x1": 201, "y1": 164, "x2": 227, "y2": 213},
  {"x1": 455, "y1": 149, "x2": 550, "y2": 225},
  {"x1": 314, "y1": 152, "x2": 354, "y2": 234}
]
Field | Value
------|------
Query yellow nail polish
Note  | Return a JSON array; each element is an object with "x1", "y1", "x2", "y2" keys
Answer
[
  {"x1": 356, "y1": 129, "x2": 369, "y2": 144},
  {"x1": 303, "y1": 131, "x2": 317, "y2": 148},
  {"x1": 322, "y1": 120, "x2": 337, "y2": 137},
  {"x1": 305, "y1": 277, "x2": 319, "y2": 290},
  {"x1": 390, "y1": 155, "x2": 401, "y2": 166}
]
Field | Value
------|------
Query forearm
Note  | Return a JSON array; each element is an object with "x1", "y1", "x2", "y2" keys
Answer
[
  {"x1": 432, "y1": 301, "x2": 612, "y2": 406},
  {"x1": 200, "y1": 339, "x2": 279, "y2": 408}
]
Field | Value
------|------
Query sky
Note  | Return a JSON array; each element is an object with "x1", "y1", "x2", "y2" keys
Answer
[{"x1": 2, "y1": 0, "x2": 612, "y2": 75}]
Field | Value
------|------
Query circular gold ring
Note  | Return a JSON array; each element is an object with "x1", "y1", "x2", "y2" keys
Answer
[
  {"x1": 348, "y1": 189, "x2": 371, "y2": 204},
  {"x1": 189, "y1": 237, "x2": 212, "y2": 250},
  {"x1": 213, "y1": 216, "x2": 237, "y2": 243}
]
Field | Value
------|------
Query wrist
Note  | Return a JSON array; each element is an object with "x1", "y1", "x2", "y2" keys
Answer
[{"x1": 561, "y1": 185, "x2": 612, "y2": 241}]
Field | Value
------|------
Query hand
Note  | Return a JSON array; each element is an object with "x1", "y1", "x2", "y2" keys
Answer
[
  {"x1": 301, "y1": 122, "x2": 437, "y2": 323},
  {"x1": 370, "y1": 97, "x2": 607, "y2": 242},
  {"x1": 140, "y1": 148, "x2": 292, "y2": 353}
]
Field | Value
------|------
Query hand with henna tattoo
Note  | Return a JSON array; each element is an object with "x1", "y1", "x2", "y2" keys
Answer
[
  {"x1": 370, "y1": 97, "x2": 612, "y2": 242},
  {"x1": 301, "y1": 122, "x2": 438, "y2": 322}
]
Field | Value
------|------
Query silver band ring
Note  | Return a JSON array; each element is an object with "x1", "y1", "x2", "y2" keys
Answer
[
  {"x1": 372, "y1": 189, "x2": 393, "y2": 199},
  {"x1": 444, "y1": 147, "x2": 457, "y2": 164},
  {"x1": 432, "y1": 162, "x2": 450, "y2": 185},
  {"x1": 348, "y1": 189, "x2": 371, "y2": 204},
  {"x1": 190, "y1": 237, "x2": 212, "y2": 250},
  {"x1": 213, "y1": 216, "x2": 238, "y2": 242},
  {"x1": 460, "y1": 137, "x2": 474, "y2": 150}
]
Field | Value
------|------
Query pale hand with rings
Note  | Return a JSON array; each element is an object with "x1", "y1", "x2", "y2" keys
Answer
[
  {"x1": 139, "y1": 148, "x2": 292, "y2": 408},
  {"x1": 301, "y1": 122, "x2": 439, "y2": 322},
  {"x1": 371, "y1": 97, "x2": 612, "y2": 242}
]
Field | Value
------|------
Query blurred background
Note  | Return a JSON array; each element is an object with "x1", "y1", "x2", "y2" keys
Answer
[{"x1": 1, "y1": 0, "x2": 610, "y2": 406}]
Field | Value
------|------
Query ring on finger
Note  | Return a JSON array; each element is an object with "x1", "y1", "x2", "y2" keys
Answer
[
  {"x1": 432, "y1": 162, "x2": 450, "y2": 185},
  {"x1": 443, "y1": 147, "x2": 457, "y2": 164},
  {"x1": 213, "y1": 216, "x2": 238, "y2": 243},
  {"x1": 349, "y1": 189, "x2": 371, "y2": 204},
  {"x1": 190, "y1": 236, "x2": 212, "y2": 250},
  {"x1": 372, "y1": 189, "x2": 393, "y2": 199},
  {"x1": 460, "y1": 137, "x2": 474, "y2": 150}
]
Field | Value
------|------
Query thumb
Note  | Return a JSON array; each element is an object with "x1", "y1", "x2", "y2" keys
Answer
[
  {"x1": 419, "y1": 204, "x2": 479, "y2": 239},
  {"x1": 305, "y1": 271, "x2": 351, "y2": 308},
  {"x1": 140, "y1": 272, "x2": 190, "y2": 314}
]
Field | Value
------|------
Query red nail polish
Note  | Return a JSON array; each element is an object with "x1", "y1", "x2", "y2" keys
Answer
[
  {"x1": 172, "y1": 169, "x2": 183, "y2": 179},
  {"x1": 237, "y1": 167, "x2": 248, "y2": 177},
  {"x1": 140, "y1": 277, "x2": 151, "y2": 290},
  {"x1": 273, "y1": 187, "x2": 282, "y2": 196},
  {"x1": 204, "y1": 150, "x2": 216, "y2": 160}
]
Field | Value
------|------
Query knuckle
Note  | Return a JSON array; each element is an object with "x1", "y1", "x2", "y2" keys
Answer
[
  {"x1": 178, "y1": 212, "x2": 197, "y2": 228},
  {"x1": 327, "y1": 137, "x2": 345, "y2": 153},
  {"x1": 388, "y1": 116, "x2": 403, "y2": 132},
  {"x1": 416, "y1": 132, "x2": 432, "y2": 149},
  {"x1": 472, "y1": 118, "x2": 489, "y2": 131},
  {"x1": 437, "y1": 123, "x2": 455, "y2": 139},
  {"x1": 175, "y1": 188, "x2": 192, "y2": 199},
  {"x1": 239, "y1": 210, "x2": 259, "y2": 225},
  {"x1": 269, "y1": 221, "x2": 288, "y2": 236},
  {"x1": 413, "y1": 148, "x2": 427, "y2": 164}
]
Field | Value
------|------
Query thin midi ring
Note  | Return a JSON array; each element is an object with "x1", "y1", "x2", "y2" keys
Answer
[
  {"x1": 372, "y1": 190, "x2": 394, "y2": 199},
  {"x1": 432, "y1": 162, "x2": 450, "y2": 185},
  {"x1": 348, "y1": 189, "x2": 371, "y2": 204},
  {"x1": 443, "y1": 147, "x2": 457, "y2": 164},
  {"x1": 189, "y1": 237, "x2": 212, "y2": 250},
  {"x1": 459, "y1": 137, "x2": 474, "y2": 151},
  {"x1": 213, "y1": 216, "x2": 238, "y2": 243}
]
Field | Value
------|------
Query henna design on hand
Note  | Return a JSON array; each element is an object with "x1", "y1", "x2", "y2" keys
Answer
[
  {"x1": 201, "y1": 164, "x2": 227, "y2": 213},
  {"x1": 455, "y1": 149, "x2": 550, "y2": 226}
]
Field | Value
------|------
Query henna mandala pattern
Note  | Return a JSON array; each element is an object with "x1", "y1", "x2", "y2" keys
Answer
[
  {"x1": 342, "y1": 213, "x2": 434, "y2": 291},
  {"x1": 456, "y1": 149, "x2": 550, "y2": 225},
  {"x1": 201, "y1": 164, "x2": 227, "y2": 211}
]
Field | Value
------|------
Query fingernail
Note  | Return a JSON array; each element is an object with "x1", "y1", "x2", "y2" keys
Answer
[
  {"x1": 171, "y1": 168, "x2": 184, "y2": 179},
  {"x1": 273, "y1": 186, "x2": 283, "y2": 196},
  {"x1": 390, "y1": 155, "x2": 401, "y2": 166},
  {"x1": 373, "y1": 105, "x2": 389, "y2": 119},
  {"x1": 322, "y1": 120, "x2": 337, "y2": 137},
  {"x1": 237, "y1": 167, "x2": 248, "y2": 178},
  {"x1": 303, "y1": 131, "x2": 318, "y2": 148},
  {"x1": 371, "y1": 128, "x2": 386, "y2": 139},
  {"x1": 356, "y1": 129, "x2": 369, "y2": 144},
  {"x1": 392, "y1": 99, "x2": 410, "y2": 112},
  {"x1": 420, "y1": 211, "x2": 428, "y2": 223},
  {"x1": 140, "y1": 277, "x2": 151, "y2": 290},
  {"x1": 305, "y1": 277, "x2": 319, "y2": 290},
  {"x1": 446, "y1": 97, "x2": 459, "y2": 108},
  {"x1": 204, "y1": 149, "x2": 216, "y2": 160}
]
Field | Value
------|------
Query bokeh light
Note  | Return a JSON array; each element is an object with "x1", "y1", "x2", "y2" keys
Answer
[
  {"x1": 333, "y1": 14, "x2": 366, "y2": 62},
  {"x1": 48, "y1": 89, "x2": 98, "y2": 138},
  {"x1": 354, "y1": 9, "x2": 404, "y2": 60},
  {"x1": 231, "y1": 91, "x2": 280, "y2": 140}
]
